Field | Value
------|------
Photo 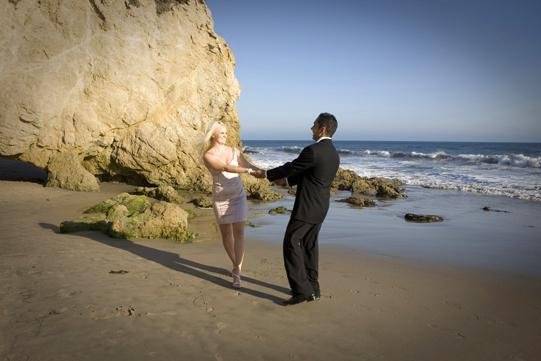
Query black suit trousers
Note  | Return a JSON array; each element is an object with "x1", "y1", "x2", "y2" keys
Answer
[{"x1": 283, "y1": 219, "x2": 322, "y2": 297}]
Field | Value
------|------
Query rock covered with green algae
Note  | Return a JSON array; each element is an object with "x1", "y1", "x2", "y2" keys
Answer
[
  {"x1": 268, "y1": 206, "x2": 291, "y2": 215},
  {"x1": 404, "y1": 213, "x2": 443, "y2": 223},
  {"x1": 60, "y1": 193, "x2": 194, "y2": 242},
  {"x1": 190, "y1": 195, "x2": 213, "y2": 208},
  {"x1": 242, "y1": 176, "x2": 282, "y2": 202},
  {"x1": 332, "y1": 168, "x2": 406, "y2": 199},
  {"x1": 336, "y1": 194, "x2": 376, "y2": 208},
  {"x1": 134, "y1": 185, "x2": 183, "y2": 204}
]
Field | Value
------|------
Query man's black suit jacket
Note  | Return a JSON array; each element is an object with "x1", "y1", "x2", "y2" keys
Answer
[{"x1": 267, "y1": 139, "x2": 340, "y2": 224}]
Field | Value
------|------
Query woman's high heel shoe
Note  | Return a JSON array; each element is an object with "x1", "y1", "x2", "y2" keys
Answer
[{"x1": 232, "y1": 269, "x2": 242, "y2": 288}]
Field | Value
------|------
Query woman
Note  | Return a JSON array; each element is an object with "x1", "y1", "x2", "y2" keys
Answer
[{"x1": 202, "y1": 121, "x2": 264, "y2": 288}]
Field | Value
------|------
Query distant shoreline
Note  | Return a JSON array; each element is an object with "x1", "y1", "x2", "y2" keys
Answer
[
  {"x1": 243, "y1": 139, "x2": 541, "y2": 144},
  {"x1": 245, "y1": 140, "x2": 541, "y2": 203}
]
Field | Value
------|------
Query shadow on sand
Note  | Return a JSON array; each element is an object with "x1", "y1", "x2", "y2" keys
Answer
[
  {"x1": 39, "y1": 223, "x2": 290, "y2": 304},
  {"x1": 0, "y1": 158, "x2": 47, "y2": 184}
]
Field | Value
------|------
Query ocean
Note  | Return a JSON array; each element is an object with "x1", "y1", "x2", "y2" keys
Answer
[
  {"x1": 243, "y1": 140, "x2": 541, "y2": 202},
  {"x1": 243, "y1": 140, "x2": 541, "y2": 276}
]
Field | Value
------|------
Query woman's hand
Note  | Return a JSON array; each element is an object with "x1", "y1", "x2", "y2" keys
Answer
[{"x1": 251, "y1": 169, "x2": 266, "y2": 178}]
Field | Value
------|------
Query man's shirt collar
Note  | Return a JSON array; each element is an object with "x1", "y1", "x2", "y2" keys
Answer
[{"x1": 317, "y1": 136, "x2": 332, "y2": 143}]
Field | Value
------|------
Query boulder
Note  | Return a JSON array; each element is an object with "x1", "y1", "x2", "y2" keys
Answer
[
  {"x1": 332, "y1": 169, "x2": 362, "y2": 191},
  {"x1": 191, "y1": 195, "x2": 213, "y2": 208},
  {"x1": 60, "y1": 192, "x2": 194, "y2": 242},
  {"x1": 481, "y1": 206, "x2": 510, "y2": 213},
  {"x1": 46, "y1": 152, "x2": 100, "y2": 191},
  {"x1": 268, "y1": 206, "x2": 291, "y2": 215},
  {"x1": 242, "y1": 176, "x2": 282, "y2": 202},
  {"x1": 404, "y1": 213, "x2": 443, "y2": 223},
  {"x1": 377, "y1": 177, "x2": 406, "y2": 198},
  {"x1": 134, "y1": 185, "x2": 183, "y2": 203},
  {"x1": 59, "y1": 213, "x2": 108, "y2": 233},
  {"x1": 337, "y1": 194, "x2": 376, "y2": 207},
  {"x1": 332, "y1": 168, "x2": 406, "y2": 199},
  {"x1": 0, "y1": 0, "x2": 240, "y2": 193}
]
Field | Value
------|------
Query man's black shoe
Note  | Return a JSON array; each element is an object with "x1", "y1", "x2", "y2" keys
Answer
[
  {"x1": 314, "y1": 289, "x2": 321, "y2": 300},
  {"x1": 281, "y1": 294, "x2": 316, "y2": 306}
]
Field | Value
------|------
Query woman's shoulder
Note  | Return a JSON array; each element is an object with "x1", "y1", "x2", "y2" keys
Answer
[
  {"x1": 204, "y1": 146, "x2": 236, "y2": 163},
  {"x1": 204, "y1": 147, "x2": 222, "y2": 158}
]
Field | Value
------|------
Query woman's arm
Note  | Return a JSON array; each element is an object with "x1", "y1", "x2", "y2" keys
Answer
[
  {"x1": 203, "y1": 151, "x2": 253, "y2": 174},
  {"x1": 238, "y1": 151, "x2": 264, "y2": 171}
]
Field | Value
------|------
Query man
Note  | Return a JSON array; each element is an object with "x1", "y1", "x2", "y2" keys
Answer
[{"x1": 255, "y1": 113, "x2": 340, "y2": 305}]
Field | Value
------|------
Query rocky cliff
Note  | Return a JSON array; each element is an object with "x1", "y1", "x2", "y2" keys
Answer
[{"x1": 0, "y1": 0, "x2": 240, "y2": 191}]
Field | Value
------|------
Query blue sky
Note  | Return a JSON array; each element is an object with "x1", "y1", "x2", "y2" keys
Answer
[{"x1": 206, "y1": 0, "x2": 541, "y2": 142}]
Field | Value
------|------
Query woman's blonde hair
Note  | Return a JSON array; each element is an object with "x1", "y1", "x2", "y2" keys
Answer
[{"x1": 202, "y1": 121, "x2": 226, "y2": 156}]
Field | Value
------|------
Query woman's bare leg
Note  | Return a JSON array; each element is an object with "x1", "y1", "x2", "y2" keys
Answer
[
  {"x1": 218, "y1": 223, "x2": 236, "y2": 267},
  {"x1": 232, "y1": 222, "x2": 245, "y2": 273}
]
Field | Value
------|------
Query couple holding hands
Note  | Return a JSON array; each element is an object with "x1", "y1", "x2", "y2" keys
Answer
[{"x1": 202, "y1": 113, "x2": 339, "y2": 305}]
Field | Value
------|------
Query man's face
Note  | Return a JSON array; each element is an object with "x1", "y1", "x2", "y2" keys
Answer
[{"x1": 311, "y1": 121, "x2": 320, "y2": 141}]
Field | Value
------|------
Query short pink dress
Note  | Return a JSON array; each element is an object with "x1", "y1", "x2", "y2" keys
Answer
[{"x1": 211, "y1": 148, "x2": 248, "y2": 224}]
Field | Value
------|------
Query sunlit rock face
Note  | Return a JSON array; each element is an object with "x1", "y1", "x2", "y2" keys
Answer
[{"x1": 0, "y1": 0, "x2": 240, "y2": 191}]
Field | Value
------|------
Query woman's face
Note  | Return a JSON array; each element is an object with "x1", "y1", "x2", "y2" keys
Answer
[{"x1": 213, "y1": 125, "x2": 227, "y2": 145}]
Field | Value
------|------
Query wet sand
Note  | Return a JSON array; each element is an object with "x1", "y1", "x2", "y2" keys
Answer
[
  {"x1": 1, "y1": 180, "x2": 541, "y2": 361},
  {"x1": 248, "y1": 186, "x2": 541, "y2": 277}
]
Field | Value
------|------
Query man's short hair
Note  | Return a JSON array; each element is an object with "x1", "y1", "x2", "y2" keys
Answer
[{"x1": 315, "y1": 112, "x2": 338, "y2": 137}]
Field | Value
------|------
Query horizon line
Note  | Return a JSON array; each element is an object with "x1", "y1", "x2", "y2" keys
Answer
[{"x1": 241, "y1": 139, "x2": 541, "y2": 144}]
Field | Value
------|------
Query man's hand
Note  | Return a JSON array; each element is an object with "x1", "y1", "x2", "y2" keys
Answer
[
  {"x1": 273, "y1": 178, "x2": 287, "y2": 187},
  {"x1": 251, "y1": 169, "x2": 266, "y2": 179}
]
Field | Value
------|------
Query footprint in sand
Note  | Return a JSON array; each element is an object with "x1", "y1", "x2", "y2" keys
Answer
[
  {"x1": 445, "y1": 300, "x2": 463, "y2": 310},
  {"x1": 288, "y1": 353, "x2": 300, "y2": 360},
  {"x1": 56, "y1": 288, "x2": 81, "y2": 298},
  {"x1": 20, "y1": 289, "x2": 35, "y2": 302},
  {"x1": 109, "y1": 269, "x2": 129, "y2": 274},
  {"x1": 115, "y1": 305, "x2": 137, "y2": 316},
  {"x1": 215, "y1": 322, "x2": 226, "y2": 334},
  {"x1": 193, "y1": 293, "x2": 215, "y2": 313}
]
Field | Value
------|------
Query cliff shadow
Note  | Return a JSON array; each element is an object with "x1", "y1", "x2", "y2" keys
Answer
[
  {"x1": 39, "y1": 223, "x2": 289, "y2": 303},
  {"x1": 0, "y1": 158, "x2": 47, "y2": 184}
]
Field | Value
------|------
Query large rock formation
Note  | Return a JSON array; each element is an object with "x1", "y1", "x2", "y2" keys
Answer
[{"x1": 0, "y1": 0, "x2": 240, "y2": 191}]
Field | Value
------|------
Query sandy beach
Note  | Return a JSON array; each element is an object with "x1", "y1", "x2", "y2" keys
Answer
[
  {"x1": 1, "y1": 179, "x2": 541, "y2": 361},
  {"x1": 2, "y1": 0, "x2": 540, "y2": 359}
]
